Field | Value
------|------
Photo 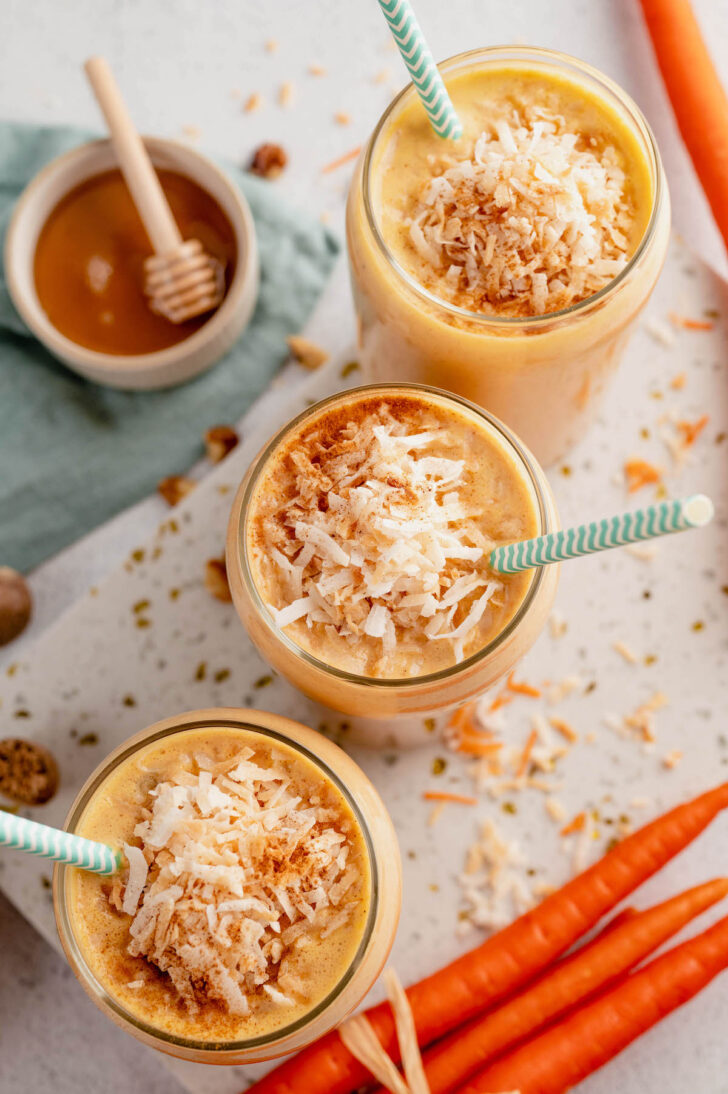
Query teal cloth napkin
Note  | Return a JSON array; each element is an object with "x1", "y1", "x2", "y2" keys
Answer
[{"x1": 0, "y1": 122, "x2": 339, "y2": 572}]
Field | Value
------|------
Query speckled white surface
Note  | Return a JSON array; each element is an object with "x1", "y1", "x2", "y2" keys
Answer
[{"x1": 1, "y1": 3, "x2": 728, "y2": 1093}]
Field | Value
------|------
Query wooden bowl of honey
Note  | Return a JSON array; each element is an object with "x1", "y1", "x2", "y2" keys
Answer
[{"x1": 5, "y1": 138, "x2": 258, "y2": 389}]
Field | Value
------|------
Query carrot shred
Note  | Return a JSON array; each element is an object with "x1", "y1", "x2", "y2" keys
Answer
[
  {"x1": 422, "y1": 791, "x2": 478, "y2": 806},
  {"x1": 507, "y1": 671, "x2": 542, "y2": 698},
  {"x1": 549, "y1": 717, "x2": 578, "y2": 744},
  {"x1": 561, "y1": 811, "x2": 587, "y2": 836},
  {"x1": 668, "y1": 311, "x2": 715, "y2": 331},
  {"x1": 321, "y1": 145, "x2": 362, "y2": 173},
  {"x1": 676, "y1": 413, "x2": 709, "y2": 446},
  {"x1": 669, "y1": 371, "x2": 687, "y2": 390},
  {"x1": 516, "y1": 729, "x2": 538, "y2": 778},
  {"x1": 457, "y1": 738, "x2": 503, "y2": 759},
  {"x1": 488, "y1": 691, "x2": 513, "y2": 713},
  {"x1": 624, "y1": 458, "x2": 663, "y2": 493}
]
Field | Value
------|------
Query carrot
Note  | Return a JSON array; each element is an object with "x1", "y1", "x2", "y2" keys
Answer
[
  {"x1": 423, "y1": 791, "x2": 478, "y2": 806},
  {"x1": 373, "y1": 880, "x2": 728, "y2": 1094},
  {"x1": 243, "y1": 783, "x2": 728, "y2": 1094},
  {"x1": 677, "y1": 414, "x2": 710, "y2": 447},
  {"x1": 457, "y1": 738, "x2": 503, "y2": 759},
  {"x1": 506, "y1": 672, "x2": 541, "y2": 698},
  {"x1": 321, "y1": 145, "x2": 362, "y2": 173},
  {"x1": 669, "y1": 312, "x2": 715, "y2": 332},
  {"x1": 459, "y1": 910, "x2": 728, "y2": 1093},
  {"x1": 624, "y1": 457, "x2": 663, "y2": 493},
  {"x1": 560, "y1": 811, "x2": 587, "y2": 837},
  {"x1": 515, "y1": 729, "x2": 538, "y2": 778},
  {"x1": 639, "y1": 0, "x2": 728, "y2": 252}
]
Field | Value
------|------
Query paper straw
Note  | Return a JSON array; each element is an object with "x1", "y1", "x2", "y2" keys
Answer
[
  {"x1": 0, "y1": 810, "x2": 121, "y2": 875},
  {"x1": 377, "y1": 0, "x2": 463, "y2": 139},
  {"x1": 490, "y1": 494, "x2": 714, "y2": 574}
]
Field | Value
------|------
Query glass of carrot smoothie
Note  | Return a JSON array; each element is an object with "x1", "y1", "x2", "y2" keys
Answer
[
  {"x1": 54, "y1": 708, "x2": 401, "y2": 1064},
  {"x1": 226, "y1": 384, "x2": 559, "y2": 720},
  {"x1": 346, "y1": 47, "x2": 670, "y2": 466}
]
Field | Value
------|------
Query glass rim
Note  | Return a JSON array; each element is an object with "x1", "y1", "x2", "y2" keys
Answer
[
  {"x1": 235, "y1": 382, "x2": 553, "y2": 689},
  {"x1": 54, "y1": 710, "x2": 380, "y2": 1053},
  {"x1": 361, "y1": 44, "x2": 665, "y2": 328}
]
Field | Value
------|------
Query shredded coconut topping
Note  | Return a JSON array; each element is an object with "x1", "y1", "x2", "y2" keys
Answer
[
  {"x1": 112, "y1": 748, "x2": 360, "y2": 1016},
  {"x1": 408, "y1": 108, "x2": 633, "y2": 316},
  {"x1": 260, "y1": 405, "x2": 504, "y2": 671}
]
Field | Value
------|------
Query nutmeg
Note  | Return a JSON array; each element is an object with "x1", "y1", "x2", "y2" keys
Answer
[
  {"x1": 0, "y1": 738, "x2": 59, "y2": 805},
  {"x1": 0, "y1": 567, "x2": 32, "y2": 646}
]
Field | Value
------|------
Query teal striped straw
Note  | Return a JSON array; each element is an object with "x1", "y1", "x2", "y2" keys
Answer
[
  {"x1": 377, "y1": 0, "x2": 463, "y2": 139},
  {"x1": 0, "y1": 810, "x2": 121, "y2": 875},
  {"x1": 490, "y1": 495, "x2": 714, "y2": 574}
]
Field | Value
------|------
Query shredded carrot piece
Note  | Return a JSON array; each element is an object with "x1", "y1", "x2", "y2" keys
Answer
[
  {"x1": 488, "y1": 692, "x2": 514, "y2": 713},
  {"x1": 458, "y1": 738, "x2": 504, "y2": 758},
  {"x1": 624, "y1": 458, "x2": 663, "y2": 493},
  {"x1": 507, "y1": 671, "x2": 542, "y2": 698},
  {"x1": 423, "y1": 791, "x2": 478, "y2": 806},
  {"x1": 449, "y1": 703, "x2": 478, "y2": 733},
  {"x1": 670, "y1": 372, "x2": 687, "y2": 390},
  {"x1": 516, "y1": 729, "x2": 538, "y2": 778},
  {"x1": 676, "y1": 414, "x2": 709, "y2": 447},
  {"x1": 561, "y1": 811, "x2": 587, "y2": 836},
  {"x1": 321, "y1": 145, "x2": 362, "y2": 173},
  {"x1": 669, "y1": 312, "x2": 715, "y2": 331},
  {"x1": 550, "y1": 716, "x2": 578, "y2": 743}
]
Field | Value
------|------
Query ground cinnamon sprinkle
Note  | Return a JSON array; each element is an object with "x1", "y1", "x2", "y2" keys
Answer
[{"x1": 624, "y1": 458, "x2": 663, "y2": 493}]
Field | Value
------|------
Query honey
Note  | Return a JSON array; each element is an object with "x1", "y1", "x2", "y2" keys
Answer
[{"x1": 34, "y1": 168, "x2": 237, "y2": 355}]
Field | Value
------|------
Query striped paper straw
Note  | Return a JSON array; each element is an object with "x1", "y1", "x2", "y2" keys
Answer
[
  {"x1": 377, "y1": 0, "x2": 462, "y2": 139},
  {"x1": 490, "y1": 494, "x2": 714, "y2": 574},
  {"x1": 0, "y1": 810, "x2": 121, "y2": 875}
]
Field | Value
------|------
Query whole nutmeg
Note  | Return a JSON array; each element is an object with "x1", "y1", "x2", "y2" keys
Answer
[
  {"x1": 0, "y1": 567, "x2": 32, "y2": 646},
  {"x1": 0, "y1": 738, "x2": 59, "y2": 805}
]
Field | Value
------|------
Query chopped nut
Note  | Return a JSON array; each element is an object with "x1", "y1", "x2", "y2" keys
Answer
[
  {"x1": 0, "y1": 567, "x2": 32, "y2": 646},
  {"x1": 286, "y1": 335, "x2": 329, "y2": 370},
  {"x1": 244, "y1": 91, "x2": 263, "y2": 113},
  {"x1": 249, "y1": 143, "x2": 287, "y2": 179},
  {"x1": 205, "y1": 557, "x2": 232, "y2": 603},
  {"x1": 157, "y1": 475, "x2": 196, "y2": 507},
  {"x1": 204, "y1": 425, "x2": 239, "y2": 464},
  {"x1": 0, "y1": 738, "x2": 58, "y2": 805}
]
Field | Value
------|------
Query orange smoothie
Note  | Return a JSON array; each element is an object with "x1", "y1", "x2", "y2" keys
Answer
[{"x1": 347, "y1": 48, "x2": 670, "y2": 465}]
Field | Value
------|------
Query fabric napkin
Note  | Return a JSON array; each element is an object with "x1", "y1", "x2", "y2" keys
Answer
[{"x1": 0, "y1": 122, "x2": 339, "y2": 572}]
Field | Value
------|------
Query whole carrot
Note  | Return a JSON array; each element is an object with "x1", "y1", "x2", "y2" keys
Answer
[
  {"x1": 245, "y1": 783, "x2": 728, "y2": 1094},
  {"x1": 639, "y1": 0, "x2": 728, "y2": 252},
  {"x1": 458, "y1": 912, "x2": 728, "y2": 1094},
  {"x1": 382, "y1": 879, "x2": 728, "y2": 1094}
]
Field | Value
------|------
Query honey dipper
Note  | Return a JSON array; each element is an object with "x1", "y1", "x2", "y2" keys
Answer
[{"x1": 84, "y1": 56, "x2": 224, "y2": 324}]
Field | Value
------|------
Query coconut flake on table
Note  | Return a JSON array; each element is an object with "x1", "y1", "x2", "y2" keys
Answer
[
  {"x1": 407, "y1": 107, "x2": 633, "y2": 316},
  {"x1": 111, "y1": 751, "x2": 359, "y2": 1017},
  {"x1": 262, "y1": 407, "x2": 506, "y2": 670}
]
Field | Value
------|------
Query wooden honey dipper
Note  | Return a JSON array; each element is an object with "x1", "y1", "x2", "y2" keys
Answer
[{"x1": 84, "y1": 56, "x2": 224, "y2": 324}]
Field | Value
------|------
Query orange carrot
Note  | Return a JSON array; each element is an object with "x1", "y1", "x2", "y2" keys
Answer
[
  {"x1": 560, "y1": 811, "x2": 587, "y2": 837},
  {"x1": 669, "y1": 312, "x2": 715, "y2": 331},
  {"x1": 371, "y1": 879, "x2": 728, "y2": 1094},
  {"x1": 321, "y1": 145, "x2": 362, "y2": 173},
  {"x1": 244, "y1": 783, "x2": 728, "y2": 1094},
  {"x1": 677, "y1": 414, "x2": 710, "y2": 447},
  {"x1": 639, "y1": 0, "x2": 728, "y2": 252},
  {"x1": 624, "y1": 457, "x2": 663, "y2": 493},
  {"x1": 487, "y1": 692, "x2": 512, "y2": 713},
  {"x1": 423, "y1": 791, "x2": 478, "y2": 806},
  {"x1": 456, "y1": 739, "x2": 503, "y2": 759},
  {"x1": 459, "y1": 911, "x2": 728, "y2": 1093},
  {"x1": 506, "y1": 672, "x2": 541, "y2": 698},
  {"x1": 516, "y1": 729, "x2": 538, "y2": 778},
  {"x1": 549, "y1": 716, "x2": 578, "y2": 744}
]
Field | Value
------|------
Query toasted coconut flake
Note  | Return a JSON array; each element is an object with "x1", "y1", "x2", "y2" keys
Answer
[
  {"x1": 384, "y1": 968, "x2": 430, "y2": 1094},
  {"x1": 260, "y1": 407, "x2": 505, "y2": 670},
  {"x1": 407, "y1": 108, "x2": 632, "y2": 317},
  {"x1": 117, "y1": 751, "x2": 358, "y2": 1016}
]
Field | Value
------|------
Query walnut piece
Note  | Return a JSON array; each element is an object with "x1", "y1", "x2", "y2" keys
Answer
[
  {"x1": 0, "y1": 567, "x2": 32, "y2": 646},
  {"x1": 249, "y1": 143, "x2": 288, "y2": 179},
  {"x1": 286, "y1": 335, "x2": 329, "y2": 370},
  {"x1": 204, "y1": 425, "x2": 239, "y2": 464},
  {"x1": 205, "y1": 557, "x2": 232, "y2": 602},
  {"x1": 158, "y1": 475, "x2": 196, "y2": 507},
  {"x1": 0, "y1": 738, "x2": 58, "y2": 805}
]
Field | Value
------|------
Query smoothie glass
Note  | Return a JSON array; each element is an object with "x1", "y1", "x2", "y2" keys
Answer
[
  {"x1": 346, "y1": 46, "x2": 671, "y2": 467},
  {"x1": 54, "y1": 707, "x2": 401, "y2": 1065},
  {"x1": 226, "y1": 384, "x2": 559, "y2": 720}
]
